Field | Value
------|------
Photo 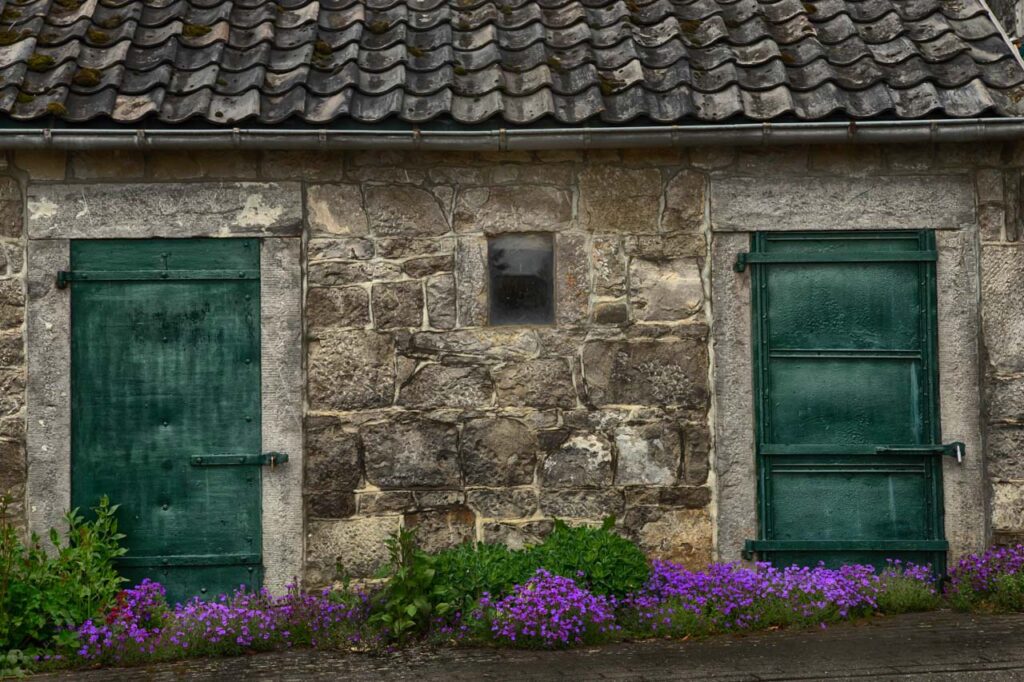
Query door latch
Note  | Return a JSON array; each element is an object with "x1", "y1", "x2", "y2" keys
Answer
[
  {"x1": 875, "y1": 442, "x2": 965, "y2": 463},
  {"x1": 190, "y1": 452, "x2": 290, "y2": 467}
]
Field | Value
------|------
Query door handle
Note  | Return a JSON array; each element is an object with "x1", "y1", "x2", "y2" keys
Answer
[
  {"x1": 190, "y1": 453, "x2": 290, "y2": 467},
  {"x1": 875, "y1": 442, "x2": 965, "y2": 463}
]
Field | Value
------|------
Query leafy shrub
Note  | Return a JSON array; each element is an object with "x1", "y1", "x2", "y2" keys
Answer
[
  {"x1": 433, "y1": 541, "x2": 537, "y2": 612},
  {"x1": 990, "y1": 571, "x2": 1024, "y2": 612},
  {"x1": 0, "y1": 495, "x2": 126, "y2": 654},
  {"x1": 368, "y1": 528, "x2": 451, "y2": 642},
  {"x1": 529, "y1": 518, "x2": 650, "y2": 598},
  {"x1": 472, "y1": 570, "x2": 619, "y2": 648},
  {"x1": 875, "y1": 561, "x2": 940, "y2": 614},
  {"x1": 946, "y1": 544, "x2": 1024, "y2": 611}
]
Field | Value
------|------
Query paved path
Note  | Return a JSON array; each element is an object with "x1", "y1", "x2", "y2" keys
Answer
[{"x1": 34, "y1": 610, "x2": 1024, "y2": 681}]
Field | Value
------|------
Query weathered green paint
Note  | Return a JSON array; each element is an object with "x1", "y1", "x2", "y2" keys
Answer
[
  {"x1": 749, "y1": 231, "x2": 947, "y2": 572},
  {"x1": 70, "y1": 239, "x2": 263, "y2": 604}
]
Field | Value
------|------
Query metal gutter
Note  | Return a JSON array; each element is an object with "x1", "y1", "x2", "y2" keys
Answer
[{"x1": 4, "y1": 118, "x2": 1024, "y2": 150}]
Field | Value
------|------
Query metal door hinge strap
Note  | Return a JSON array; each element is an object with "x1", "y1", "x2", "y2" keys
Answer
[
  {"x1": 733, "y1": 250, "x2": 937, "y2": 272},
  {"x1": 116, "y1": 554, "x2": 261, "y2": 568},
  {"x1": 876, "y1": 442, "x2": 966, "y2": 462},
  {"x1": 56, "y1": 269, "x2": 259, "y2": 288},
  {"x1": 743, "y1": 539, "x2": 949, "y2": 560},
  {"x1": 190, "y1": 452, "x2": 289, "y2": 467}
]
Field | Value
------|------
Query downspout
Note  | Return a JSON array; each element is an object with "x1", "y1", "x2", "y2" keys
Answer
[{"x1": 1, "y1": 118, "x2": 1024, "y2": 150}]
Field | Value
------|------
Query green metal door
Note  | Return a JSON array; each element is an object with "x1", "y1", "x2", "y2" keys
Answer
[
  {"x1": 70, "y1": 239, "x2": 263, "y2": 604},
  {"x1": 739, "y1": 231, "x2": 960, "y2": 573}
]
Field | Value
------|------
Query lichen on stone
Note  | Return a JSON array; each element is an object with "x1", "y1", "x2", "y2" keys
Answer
[
  {"x1": 52, "y1": 0, "x2": 80, "y2": 10},
  {"x1": 408, "y1": 44, "x2": 425, "y2": 57},
  {"x1": 367, "y1": 19, "x2": 390, "y2": 34},
  {"x1": 45, "y1": 102, "x2": 68, "y2": 116},
  {"x1": 313, "y1": 39, "x2": 332, "y2": 56},
  {"x1": 0, "y1": 29, "x2": 29, "y2": 46},
  {"x1": 86, "y1": 27, "x2": 111, "y2": 44},
  {"x1": 97, "y1": 14, "x2": 122, "y2": 28},
  {"x1": 26, "y1": 53, "x2": 56, "y2": 72},
  {"x1": 15, "y1": 91, "x2": 34, "y2": 104},
  {"x1": 182, "y1": 22, "x2": 212, "y2": 38},
  {"x1": 72, "y1": 67, "x2": 102, "y2": 87},
  {"x1": 453, "y1": 64, "x2": 467, "y2": 76},
  {"x1": 1, "y1": 7, "x2": 21, "y2": 21}
]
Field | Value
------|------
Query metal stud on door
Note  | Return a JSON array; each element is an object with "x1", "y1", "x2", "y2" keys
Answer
[
  {"x1": 737, "y1": 231, "x2": 958, "y2": 573},
  {"x1": 67, "y1": 239, "x2": 283, "y2": 604}
]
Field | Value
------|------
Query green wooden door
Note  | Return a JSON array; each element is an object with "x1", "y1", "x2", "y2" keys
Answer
[
  {"x1": 70, "y1": 239, "x2": 263, "y2": 604},
  {"x1": 743, "y1": 231, "x2": 954, "y2": 573}
]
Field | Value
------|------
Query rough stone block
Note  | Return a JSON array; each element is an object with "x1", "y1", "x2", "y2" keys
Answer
[
  {"x1": 357, "y1": 491, "x2": 416, "y2": 514},
  {"x1": 14, "y1": 151, "x2": 66, "y2": 180},
  {"x1": 579, "y1": 166, "x2": 661, "y2": 233},
  {"x1": 307, "y1": 491, "x2": 357, "y2": 519},
  {"x1": 582, "y1": 337, "x2": 709, "y2": 408},
  {"x1": 982, "y1": 245, "x2": 1024, "y2": 373},
  {"x1": 372, "y1": 280, "x2": 424, "y2": 329},
  {"x1": 633, "y1": 507, "x2": 713, "y2": 569},
  {"x1": 398, "y1": 363, "x2": 492, "y2": 409},
  {"x1": 307, "y1": 286, "x2": 370, "y2": 331},
  {"x1": 467, "y1": 487, "x2": 538, "y2": 519},
  {"x1": 306, "y1": 184, "x2": 368, "y2": 236},
  {"x1": 623, "y1": 485, "x2": 712, "y2": 509},
  {"x1": 711, "y1": 175, "x2": 975, "y2": 231},
  {"x1": 69, "y1": 151, "x2": 144, "y2": 180},
  {"x1": 376, "y1": 237, "x2": 455, "y2": 259},
  {"x1": 461, "y1": 417, "x2": 538, "y2": 487},
  {"x1": 556, "y1": 233, "x2": 589, "y2": 326},
  {"x1": 413, "y1": 490, "x2": 466, "y2": 510},
  {"x1": 425, "y1": 274, "x2": 456, "y2": 330},
  {"x1": 0, "y1": 368, "x2": 24, "y2": 417},
  {"x1": 365, "y1": 185, "x2": 449, "y2": 236},
  {"x1": 626, "y1": 234, "x2": 706, "y2": 259},
  {"x1": 593, "y1": 300, "x2": 628, "y2": 325},
  {"x1": 0, "y1": 331, "x2": 23, "y2": 367},
  {"x1": 453, "y1": 186, "x2": 572, "y2": 233},
  {"x1": 308, "y1": 261, "x2": 403, "y2": 287},
  {"x1": 308, "y1": 331, "x2": 395, "y2": 410},
  {"x1": 662, "y1": 170, "x2": 706, "y2": 232},
  {"x1": 305, "y1": 416, "x2": 362, "y2": 490},
  {"x1": 542, "y1": 434, "x2": 613, "y2": 488},
  {"x1": 28, "y1": 183, "x2": 303, "y2": 238},
  {"x1": 988, "y1": 376, "x2": 1024, "y2": 423},
  {"x1": 307, "y1": 516, "x2": 400, "y2": 580},
  {"x1": 988, "y1": 427, "x2": 1024, "y2": 480},
  {"x1": 992, "y1": 483, "x2": 1024, "y2": 531},
  {"x1": 629, "y1": 258, "x2": 704, "y2": 321},
  {"x1": 0, "y1": 439, "x2": 25, "y2": 494},
  {"x1": 493, "y1": 359, "x2": 576, "y2": 408},
  {"x1": 308, "y1": 238, "x2": 374, "y2": 261},
  {"x1": 615, "y1": 423, "x2": 681, "y2": 486},
  {"x1": 404, "y1": 507, "x2": 476, "y2": 553},
  {"x1": 683, "y1": 423, "x2": 711, "y2": 485},
  {"x1": 539, "y1": 488, "x2": 624, "y2": 518},
  {"x1": 0, "y1": 279, "x2": 24, "y2": 331},
  {"x1": 361, "y1": 418, "x2": 460, "y2": 489},
  {"x1": 483, "y1": 520, "x2": 554, "y2": 549},
  {"x1": 592, "y1": 237, "x2": 626, "y2": 296},
  {"x1": 402, "y1": 255, "x2": 454, "y2": 279},
  {"x1": 411, "y1": 329, "x2": 540, "y2": 359},
  {"x1": 455, "y1": 236, "x2": 488, "y2": 327}
]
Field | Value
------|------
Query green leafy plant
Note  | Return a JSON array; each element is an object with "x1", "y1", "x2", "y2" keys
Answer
[
  {"x1": 369, "y1": 528, "x2": 451, "y2": 642},
  {"x1": 432, "y1": 541, "x2": 538, "y2": 611},
  {"x1": 0, "y1": 495, "x2": 126, "y2": 654},
  {"x1": 529, "y1": 518, "x2": 650, "y2": 597},
  {"x1": 876, "y1": 573, "x2": 941, "y2": 615},
  {"x1": 991, "y1": 572, "x2": 1024, "y2": 612}
]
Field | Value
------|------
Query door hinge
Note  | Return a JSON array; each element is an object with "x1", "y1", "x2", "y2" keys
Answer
[
  {"x1": 733, "y1": 252, "x2": 750, "y2": 273},
  {"x1": 875, "y1": 442, "x2": 966, "y2": 463},
  {"x1": 190, "y1": 452, "x2": 290, "y2": 467}
]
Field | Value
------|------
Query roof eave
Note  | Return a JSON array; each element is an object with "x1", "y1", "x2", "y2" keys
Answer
[{"x1": 5, "y1": 118, "x2": 1024, "y2": 151}]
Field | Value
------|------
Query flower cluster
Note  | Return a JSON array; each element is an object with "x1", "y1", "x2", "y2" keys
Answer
[
  {"x1": 72, "y1": 580, "x2": 369, "y2": 664},
  {"x1": 623, "y1": 560, "x2": 935, "y2": 635},
  {"x1": 947, "y1": 544, "x2": 1024, "y2": 596},
  {"x1": 475, "y1": 570, "x2": 619, "y2": 648}
]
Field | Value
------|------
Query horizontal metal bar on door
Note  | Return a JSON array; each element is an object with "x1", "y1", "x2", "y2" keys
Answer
[
  {"x1": 745, "y1": 252, "x2": 936, "y2": 264},
  {"x1": 116, "y1": 554, "x2": 262, "y2": 568},
  {"x1": 770, "y1": 348, "x2": 929, "y2": 358},
  {"x1": 770, "y1": 466, "x2": 927, "y2": 474},
  {"x1": 57, "y1": 269, "x2": 259, "y2": 286},
  {"x1": 747, "y1": 540, "x2": 949, "y2": 552},
  {"x1": 760, "y1": 444, "x2": 947, "y2": 456}
]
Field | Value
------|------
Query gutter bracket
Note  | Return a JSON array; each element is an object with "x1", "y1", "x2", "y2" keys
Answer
[{"x1": 135, "y1": 128, "x2": 145, "y2": 148}]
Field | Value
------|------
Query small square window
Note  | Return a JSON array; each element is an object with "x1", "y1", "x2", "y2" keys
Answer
[{"x1": 488, "y1": 233, "x2": 554, "y2": 325}]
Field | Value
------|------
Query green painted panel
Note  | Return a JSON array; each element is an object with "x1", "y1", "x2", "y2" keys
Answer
[
  {"x1": 71, "y1": 239, "x2": 262, "y2": 605},
  {"x1": 751, "y1": 231, "x2": 945, "y2": 572},
  {"x1": 767, "y1": 358, "x2": 924, "y2": 444}
]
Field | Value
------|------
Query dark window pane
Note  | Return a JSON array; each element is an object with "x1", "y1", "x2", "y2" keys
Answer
[{"x1": 488, "y1": 234, "x2": 554, "y2": 325}]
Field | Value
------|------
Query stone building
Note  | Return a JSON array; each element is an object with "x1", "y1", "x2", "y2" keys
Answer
[{"x1": 0, "y1": 0, "x2": 1023, "y2": 599}]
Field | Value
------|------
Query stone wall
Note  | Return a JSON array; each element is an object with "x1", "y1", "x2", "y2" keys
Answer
[
  {"x1": 981, "y1": 156, "x2": 1024, "y2": 546},
  {"x1": 1, "y1": 142, "x2": 1020, "y2": 580},
  {"x1": 0, "y1": 158, "x2": 23, "y2": 531}
]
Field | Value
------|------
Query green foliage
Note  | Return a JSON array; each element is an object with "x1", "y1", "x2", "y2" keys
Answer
[
  {"x1": 432, "y1": 541, "x2": 537, "y2": 611},
  {"x1": 875, "y1": 575, "x2": 941, "y2": 615},
  {"x1": 368, "y1": 528, "x2": 451, "y2": 642},
  {"x1": 990, "y1": 572, "x2": 1024, "y2": 612},
  {"x1": 0, "y1": 495, "x2": 126, "y2": 654},
  {"x1": 529, "y1": 518, "x2": 650, "y2": 597}
]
